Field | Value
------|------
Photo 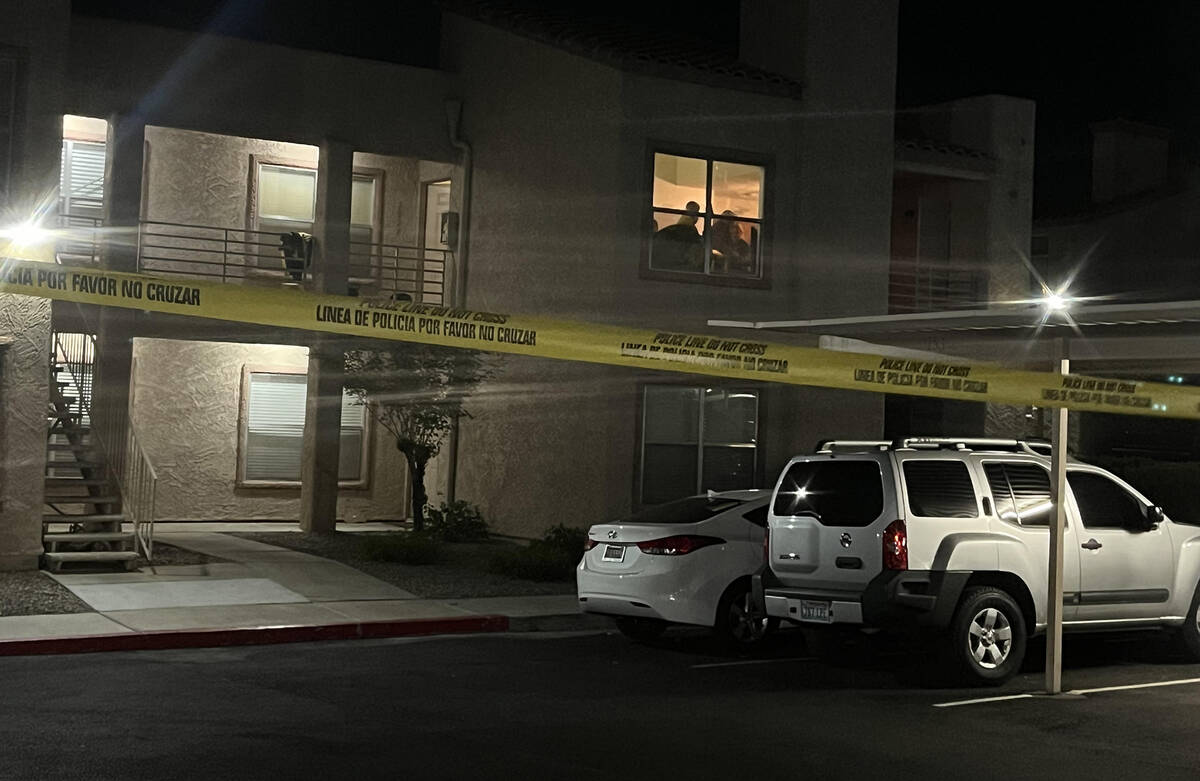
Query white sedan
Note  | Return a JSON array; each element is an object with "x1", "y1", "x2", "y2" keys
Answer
[{"x1": 577, "y1": 490, "x2": 776, "y2": 647}]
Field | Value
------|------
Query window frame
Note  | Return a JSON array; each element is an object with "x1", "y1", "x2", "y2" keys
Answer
[
  {"x1": 901, "y1": 458, "x2": 981, "y2": 519},
  {"x1": 636, "y1": 381, "x2": 763, "y2": 506},
  {"x1": 59, "y1": 138, "x2": 107, "y2": 217},
  {"x1": 982, "y1": 460, "x2": 1056, "y2": 528},
  {"x1": 640, "y1": 141, "x2": 772, "y2": 289},
  {"x1": 236, "y1": 364, "x2": 371, "y2": 489},
  {"x1": 1067, "y1": 468, "x2": 1151, "y2": 533},
  {"x1": 247, "y1": 156, "x2": 383, "y2": 243}
]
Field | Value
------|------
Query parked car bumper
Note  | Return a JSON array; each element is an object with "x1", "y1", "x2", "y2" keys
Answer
[
  {"x1": 758, "y1": 569, "x2": 972, "y2": 630},
  {"x1": 576, "y1": 557, "x2": 727, "y2": 627}
]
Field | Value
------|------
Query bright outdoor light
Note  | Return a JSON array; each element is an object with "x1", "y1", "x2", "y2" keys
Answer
[
  {"x1": 1043, "y1": 292, "x2": 1070, "y2": 312},
  {"x1": 1, "y1": 220, "x2": 48, "y2": 247}
]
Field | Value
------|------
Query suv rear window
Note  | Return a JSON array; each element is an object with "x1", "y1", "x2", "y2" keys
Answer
[
  {"x1": 984, "y1": 462, "x2": 1052, "y2": 526},
  {"x1": 903, "y1": 461, "x2": 978, "y2": 518},
  {"x1": 772, "y1": 460, "x2": 883, "y2": 527},
  {"x1": 623, "y1": 496, "x2": 742, "y2": 524}
]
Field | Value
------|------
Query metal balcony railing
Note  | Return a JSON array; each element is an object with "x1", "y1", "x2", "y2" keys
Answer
[
  {"x1": 54, "y1": 214, "x2": 103, "y2": 266},
  {"x1": 135, "y1": 220, "x2": 448, "y2": 304},
  {"x1": 889, "y1": 260, "x2": 989, "y2": 314}
]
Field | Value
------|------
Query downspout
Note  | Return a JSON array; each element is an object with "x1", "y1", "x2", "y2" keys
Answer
[{"x1": 444, "y1": 99, "x2": 471, "y2": 504}]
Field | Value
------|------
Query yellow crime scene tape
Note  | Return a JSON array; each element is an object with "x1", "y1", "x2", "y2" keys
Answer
[{"x1": 3, "y1": 254, "x2": 1200, "y2": 420}]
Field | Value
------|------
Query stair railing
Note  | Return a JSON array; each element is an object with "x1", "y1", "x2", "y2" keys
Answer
[
  {"x1": 52, "y1": 331, "x2": 158, "y2": 563},
  {"x1": 124, "y1": 424, "x2": 157, "y2": 562}
]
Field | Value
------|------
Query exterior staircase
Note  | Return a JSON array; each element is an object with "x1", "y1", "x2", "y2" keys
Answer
[{"x1": 42, "y1": 340, "x2": 139, "y2": 572}]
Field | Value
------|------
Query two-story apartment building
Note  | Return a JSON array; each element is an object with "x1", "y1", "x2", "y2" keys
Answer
[{"x1": 0, "y1": 0, "x2": 1032, "y2": 571}]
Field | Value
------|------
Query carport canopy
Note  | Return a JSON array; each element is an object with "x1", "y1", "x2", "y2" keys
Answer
[{"x1": 709, "y1": 298, "x2": 1200, "y2": 696}]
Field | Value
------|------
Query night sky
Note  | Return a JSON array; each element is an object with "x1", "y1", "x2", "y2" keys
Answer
[
  {"x1": 897, "y1": 1, "x2": 1200, "y2": 216},
  {"x1": 74, "y1": 1, "x2": 1200, "y2": 217}
]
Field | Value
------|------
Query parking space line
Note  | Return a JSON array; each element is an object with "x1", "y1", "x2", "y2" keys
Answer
[
  {"x1": 1068, "y1": 676, "x2": 1200, "y2": 696},
  {"x1": 691, "y1": 657, "x2": 816, "y2": 669},
  {"x1": 933, "y1": 693, "x2": 1035, "y2": 708},
  {"x1": 934, "y1": 675, "x2": 1200, "y2": 707}
]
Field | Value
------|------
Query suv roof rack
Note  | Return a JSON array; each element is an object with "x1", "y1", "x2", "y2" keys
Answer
[
  {"x1": 814, "y1": 440, "x2": 892, "y2": 453},
  {"x1": 815, "y1": 438, "x2": 1052, "y2": 455}
]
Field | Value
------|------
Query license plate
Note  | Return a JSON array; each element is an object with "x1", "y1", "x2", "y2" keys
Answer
[
  {"x1": 798, "y1": 599, "x2": 831, "y2": 624},
  {"x1": 602, "y1": 545, "x2": 625, "y2": 563}
]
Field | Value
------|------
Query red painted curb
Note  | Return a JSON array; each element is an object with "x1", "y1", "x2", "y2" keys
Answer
[{"x1": 0, "y1": 614, "x2": 510, "y2": 657}]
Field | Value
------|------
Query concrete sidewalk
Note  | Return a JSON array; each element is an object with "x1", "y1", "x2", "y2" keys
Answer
[{"x1": 0, "y1": 530, "x2": 605, "y2": 655}]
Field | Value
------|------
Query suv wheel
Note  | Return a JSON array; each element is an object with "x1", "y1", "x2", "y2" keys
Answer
[
  {"x1": 614, "y1": 617, "x2": 667, "y2": 642},
  {"x1": 1174, "y1": 581, "x2": 1200, "y2": 662},
  {"x1": 949, "y1": 587, "x2": 1027, "y2": 685}
]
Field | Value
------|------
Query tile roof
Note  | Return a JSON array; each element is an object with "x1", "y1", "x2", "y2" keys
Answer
[{"x1": 441, "y1": 0, "x2": 804, "y2": 99}]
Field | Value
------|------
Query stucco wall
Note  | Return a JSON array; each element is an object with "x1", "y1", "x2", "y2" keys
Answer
[
  {"x1": 439, "y1": 13, "x2": 891, "y2": 536},
  {"x1": 142, "y1": 127, "x2": 420, "y2": 247},
  {"x1": 1, "y1": 1, "x2": 67, "y2": 569},
  {"x1": 131, "y1": 338, "x2": 408, "y2": 522},
  {"x1": 0, "y1": 295, "x2": 51, "y2": 570}
]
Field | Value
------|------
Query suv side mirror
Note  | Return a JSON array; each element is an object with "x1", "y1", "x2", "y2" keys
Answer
[{"x1": 1145, "y1": 505, "x2": 1165, "y2": 530}]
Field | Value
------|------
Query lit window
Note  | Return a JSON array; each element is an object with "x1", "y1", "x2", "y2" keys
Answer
[
  {"x1": 640, "y1": 385, "x2": 759, "y2": 504},
  {"x1": 59, "y1": 140, "x2": 106, "y2": 217},
  {"x1": 648, "y1": 152, "x2": 765, "y2": 279},
  {"x1": 241, "y1": 371, "x2": 365, "y2": 485},
  {"x1": 255, "y1": 163, "x2": 377, "y2": 244}
]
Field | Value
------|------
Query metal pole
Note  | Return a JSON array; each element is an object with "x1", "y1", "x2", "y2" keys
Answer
[{"x1": 1045, "y1": 338, "x2": 1069, "y2": 694}]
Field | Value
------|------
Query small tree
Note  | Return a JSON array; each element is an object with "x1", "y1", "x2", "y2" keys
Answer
[{"x1": 343, "y1": 343, "x2": 490, "y2": 532}]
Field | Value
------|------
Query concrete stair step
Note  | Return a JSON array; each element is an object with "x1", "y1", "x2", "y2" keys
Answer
[
  {"x1": 43, "y1": 531, "x2": 134, "y2": 544},
  {"x1": 43, "y1": 550, "x2": 139, "y2": 572},
  {"x1": 43, "y1": 495, "x2": 121, "y2": 505},
  {"x1": 42, "y1": 513, "x2": 124, "y2": 524},
  {"x1": 44, "y1": 477, "x2": 108, "y2": 487},
  {"x1": 45, "y1": 460, "x2": 105, "y2": 469},
  {"x1": 47, "y1": 442, "x2": 96, "y2": 452}
]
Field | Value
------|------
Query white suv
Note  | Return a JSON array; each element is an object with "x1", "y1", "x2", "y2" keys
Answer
[{"x1": 756, "y1": 438, "x2": 1200, "y2": 684}]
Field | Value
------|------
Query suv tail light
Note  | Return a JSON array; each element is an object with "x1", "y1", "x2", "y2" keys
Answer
[
  {"x1": 637, "y1": 535, "x2": 724, "y2": 556},
  {"x1": 762, "y1": 525, "x2": 770, "y2": 563},
  {"x1": 882, "y1": 519, "x2": 908, "y2": 570}
]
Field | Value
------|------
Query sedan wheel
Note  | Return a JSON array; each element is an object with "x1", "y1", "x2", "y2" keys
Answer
[{"x1": 715, "y1": 581, "x2": 778, "y2": 648}]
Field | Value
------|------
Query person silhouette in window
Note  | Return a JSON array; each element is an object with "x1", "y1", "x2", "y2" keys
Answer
[
  {"x1": 652, "y1": 201, "x2": 703, "y2": 271},
  {"x1": 710, "y1": 210, "x2": 752, "y2": 274}
]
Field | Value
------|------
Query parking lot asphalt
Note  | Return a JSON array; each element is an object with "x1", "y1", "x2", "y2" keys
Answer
[{"x1": 2, "y1": 626, "x2": 1198, "y2": 780}]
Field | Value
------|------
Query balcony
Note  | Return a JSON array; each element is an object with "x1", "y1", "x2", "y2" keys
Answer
[
  {"x1": 54, "y1": 217, "x2": 448, "y2": 305},
  {"x1": 888, "y1": 260, "x2": 989, "y2": 314}
]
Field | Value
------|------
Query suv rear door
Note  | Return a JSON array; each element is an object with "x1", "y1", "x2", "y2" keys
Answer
[{"x1": 767, "y1": 453, "x2": 896, "y2": 592}]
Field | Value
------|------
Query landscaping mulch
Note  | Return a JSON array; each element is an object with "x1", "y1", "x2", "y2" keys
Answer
[
  {"x1": 0, "y1": 571, "x2": 91, "y2": 617},
  {"x1": 233, "y1": 532, "x2": 577, "y2": 599},
  {"x1": 0, "y1": 543, "x2": 226, "y2": 617}
]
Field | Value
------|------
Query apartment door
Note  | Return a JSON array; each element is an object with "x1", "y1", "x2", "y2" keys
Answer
[{"x1": 420, "y1": 180, "x2": 452, "y2": 304}]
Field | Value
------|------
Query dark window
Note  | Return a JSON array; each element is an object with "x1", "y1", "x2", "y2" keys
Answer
[
  {"x1": 984, "y1": 462, "x2": 1053, "y2": 526},
  {"x1": 903, "y1": 461, "x2": 978, "y2": 518},
  {"x1": 640, "y1": 385, "x2": 759, "y2": 504},
  {"x1": 742, "y1": 504, "x2": 768, "y2": 527},
  {"x1": 620, "y1": 496, "x2": 743, "y2": 525},
  {"x1": 772, "y1": 460, "x2": 884, "y2": 527},
  {"x1": 1068, "y1": 472, "x2": 1146, "y2": 531}
]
